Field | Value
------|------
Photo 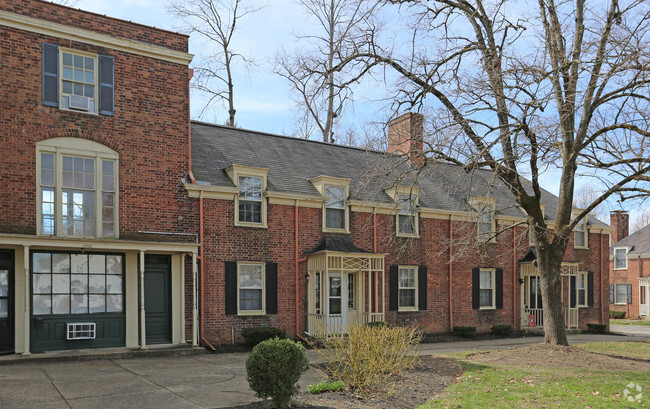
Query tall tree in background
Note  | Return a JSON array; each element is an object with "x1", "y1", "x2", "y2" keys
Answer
[
  {"x1": 631, "y1": 208, "x2": 650, "y2": 232},
  {"x1": 574, "y1": 185, "x2": 607, "y2": 222},
  {"x1": 275, "y1": 0, "x2": 380, "y2": 142},
  {"x1": 169, "y1": 0, "x2": 260, "y2": 126},
  {"x1": 331, "y1": 0, "x2": 650, "y2": 345}
]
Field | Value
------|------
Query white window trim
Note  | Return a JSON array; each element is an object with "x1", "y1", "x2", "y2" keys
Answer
[
  {"x1": 613, "y1": 247, "x2": 628, "y2": 270},
  {"x1": 237, "y1": 262, "x2": 266, "y2": 315},
  {"x1": 226, "y1": 165, "x2": 269, "y2": 228},
  {"x1": 36, "y1": 138, "x2": 119, "y2": 239},
  {"x1": 576, "y1": 271, "x2": 588, "y2": 308},
  {"x1": 385, "y1": 186, "x2": 420, "y2": 238},
  {"x1": 398, "y1": 266, "x2": 418, "y2": 312},
  {"x1": 470, "y1": 197, "x2": 496, "y2": 244},
  {"x1": 59, "y1": 48, "x2": 99, "y2": 115},
  {"x1": 614, "y1": 283, "x2": 629, "y2": 305},
  {"x1": 572, "y1": 212, "x2": 589, "y2": 249},
  {"x1": 479, "y1": 268, "x2": 496, "y2": 309},
  {"x1": 309, "y1": 176, "x2": 351, "y2": 233}
]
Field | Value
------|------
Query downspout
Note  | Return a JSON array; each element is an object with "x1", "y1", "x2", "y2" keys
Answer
[
  {"x1": 295, "y1": 200, "x2": 308, "y2": 342},
  {"x1": 199, "y1": 193, "x2": 216, "y2": 350},
  {"x1": 448, "y1": 215, "x2": 453, "y2": 330},
  {"x1": 600, "y1": 232, "x2": 604, "y2": 325},
  {"x1": 188, "y1": 68, "x2": 196, "y2": 185},
  {"x1": 373, "y1": 209, "x2": 377, "y2": 253},
  {"x1": 513, "y1": 225, "x2": 517, "y2": 330}
]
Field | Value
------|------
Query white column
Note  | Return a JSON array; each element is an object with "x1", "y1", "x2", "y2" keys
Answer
[
  {"x1": 22, "y1": 246, "x2": 30, "y2": 356},
  {"x1": 367, "y1": 270, "x2": 372, "y2": 322},
  {"x1": 192, "y1": 251, "x2": 198, "y2": 346},
  {"x1": 139, "y1": 250, "x2": 146, "y2": 350}
]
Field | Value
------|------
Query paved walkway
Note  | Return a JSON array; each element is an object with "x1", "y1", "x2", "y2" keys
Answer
[{"x1": 0, "y1": 332, "x2": 647, "y2": 409}]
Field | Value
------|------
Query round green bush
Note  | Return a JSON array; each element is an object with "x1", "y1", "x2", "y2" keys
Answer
[{"x1": 245, "y1": 337, "x2": 310, "y2": 408}]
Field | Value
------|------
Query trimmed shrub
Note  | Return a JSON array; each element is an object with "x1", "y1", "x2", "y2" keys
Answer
[
  {"x1": 490, "y1": 324, "x2": 512, "y2": 337},
  {"x1": 453, "y1": 326, "x2": 476, "y2": 338},
  {"x1": 586, "y1": 323, "x2": 607, "y2": 333},
  {"x1": 364, "y1": 321, "x2": 391, "y2": 328},
  {"x1": 610, "y1": 310, "x2": 626, "y2": 319},
  {"x1": 314, "y1": 325, "x2": 422, "y2": 398},
  {"x1": 308, "y1": 380, "x2": 344, "y2": 394},
  {"x1": 241, "y1": 326, "x2": 286, "y2": 347},
  {"x1": 246, "y1": 338, "x2": 309, "y2": 409}
]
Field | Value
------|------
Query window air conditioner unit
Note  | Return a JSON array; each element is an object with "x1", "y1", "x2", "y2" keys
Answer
[
  {"x1": 66, "y1": 322, "x2": 96, "y2": 340},
  {"x1": 69, "y1": 95, "x2": 90, "y2": 111}
]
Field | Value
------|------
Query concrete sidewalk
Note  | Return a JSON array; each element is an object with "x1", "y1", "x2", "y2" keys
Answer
[{"x1": 0, "y1": 332, "x2": 647, "y2": 409}]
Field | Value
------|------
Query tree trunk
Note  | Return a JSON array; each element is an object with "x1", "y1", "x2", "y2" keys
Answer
[{"x1": 536, "y1": 247, "x2": 569, "y2": 345}]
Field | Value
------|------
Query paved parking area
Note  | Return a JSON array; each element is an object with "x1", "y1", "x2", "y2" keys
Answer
[{"x1": 0, "y1": 332, "x2": 646, "y2": 409}]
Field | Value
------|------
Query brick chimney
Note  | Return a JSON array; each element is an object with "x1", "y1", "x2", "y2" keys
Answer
[
  {"x1": 610, "y1": 210, "x2": 629, "y2": 244},
  {"x1": 387, "y1": 112, "x2": 424, "y2": 167}
]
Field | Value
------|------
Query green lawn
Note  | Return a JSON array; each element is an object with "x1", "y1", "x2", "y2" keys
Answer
[
  {"x1": 419, "y1": 350, "x2": 649, "y2": 408},
  {"x1": 577, "y1": 340, "x2": 650, "y2": 360},
  {"x1": 610, "y1": 319, "x2": 650, "y2": 326}
]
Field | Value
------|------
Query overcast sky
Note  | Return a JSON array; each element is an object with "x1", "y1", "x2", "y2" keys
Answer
[{"x1": 63, "y1": 0, "x2": 645, "y2": 223}]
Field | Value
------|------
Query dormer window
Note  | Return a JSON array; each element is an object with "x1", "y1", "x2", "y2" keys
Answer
[
  {"x1": 470, "y1": 197, "x2": 496, "y2": 243},
  {"x1": 226, "y1": 165, "x2": 268, "y2": 228},
  {"x1": 325, "y1": 185, "x2": 346, "y2": 230},
  {"x1": 238, "y1": 176, "x2": 262, "y2": 224},
  {"x1": 573, "y1": 213, "x2": 588, "y2": 248},
  {"x1": 398, "y1": 194, "x2": 416, "y2": 235}
]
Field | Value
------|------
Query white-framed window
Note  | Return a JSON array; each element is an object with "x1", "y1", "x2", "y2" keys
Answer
[
  {"x1": 238, "y1": 176, "x2": 263, "y2": 224},
  {"x1": 60, "y1": 50, "x2": 97, "y2": 113},
  {"x1": 325, "y1": 185, "x2": 347, "y2": 231},
  {"x1": 477, "y1": 204, "x2": 495, "y2": 243},
  {"x1": 614, "y1": 283, "x2": 629, "y2": 305},
  {"x1": 397, "y1": 194, "x2": 417, "y2": 236},
  {"x1": 37, "y1": 138, "x2": 118, "y2": 238},
  {"x1": 398, "y1": 266, "x2": 417, "y2": 311},
  {"x1": 32, "y1": 252, "x2": 123, "y2": 316},
  {"x1": 237, "y1": 263, "x2": 265, "y2": 314},
  {"x1": 479, "y1": 269, "x2": 495, "y2": 309},
  {"x1": 614, "y1": 248, "x2": 628, "y2": 270},
  {"x1": 573, "y1": 214, "x2": 588, "y2": 248},
  {"x1": 576, "y1": 272, "x2": 587, "y2": 307},
  {"x1": 314, "y1": 272, "x2": 321, "y2": 315}
]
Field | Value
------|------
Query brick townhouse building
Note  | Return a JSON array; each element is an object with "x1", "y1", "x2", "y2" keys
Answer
[
  {"x1": 1, "y1": 0, "x2": 611, "y2": 355},
  {"x1": 609, "y1": 211, "x2": 650, "y2": 319},
  {"x1": 0, "y1": 0, "x2": 198, "y2": 354},
  {"x1": 186, "y1": 113, "x2": 612, "y2": 345}
]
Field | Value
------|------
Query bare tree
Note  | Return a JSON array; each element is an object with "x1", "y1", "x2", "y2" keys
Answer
[
  {"x1": 51, "y1": 0, "x2": 79, "y2": 5},
  {"x1": 574, "y1": 185, "x2": 608, "y2": 222},
  {"x1": 631, "y1": 208, "x2": 650, "y2": 232},
  {"x1": 168, "y1": 0, "x2": 261, "y2": 126},
  {"x1": 274, "y1": 0, "x2": 380, "y2": 142},
  {"x1": 331, "y1": 0, "x2": 650, "y2": 345}
]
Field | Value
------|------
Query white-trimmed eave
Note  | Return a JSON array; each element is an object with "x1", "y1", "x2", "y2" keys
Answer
[
  {"x1": 0, "y1": 233, "x2": 199, "y2": 253},
  {"x1": 0, "y1": 10, "x2": 193, "y2": 66},
  {"x1": 184, "y1": 182, "x2": 240, "y2": 200}
]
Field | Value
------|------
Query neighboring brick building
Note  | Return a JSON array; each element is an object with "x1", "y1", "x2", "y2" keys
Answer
[
  {"x1": 609, "y1": 211, "x2": 650, "y2": 319},
  {"x1": 186, "y1": 114, "x2": 611, "y2": 345},
  {"x1": 0, "y1": 0, "x2": 197, "y2": 354}
]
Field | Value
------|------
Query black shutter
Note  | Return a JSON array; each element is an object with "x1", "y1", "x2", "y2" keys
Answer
[
  {"x1": 265, "y1": 262, "x2": 278, "y2": 314},
  {"x1": 42, "y1": 43, "x2": 59, "y2": 107},
  {"x1": 569, "y1": 275, "x2": 576, "y2": 308},
  {"x1": 225, "y1": 261, "x2": 237, "y2": 315},
  {"x1": 472, "y1": 267, "x2": 480, "y2": 309},
  {"x1": 99, "y1": 55, "x2": 114, "y2": 116},
  {"x1": 495, "y1": 268, "x2": 503, "y2": 309},
  {"x1": 609, "y1": 284, "x2": 614, "y2": 305},
  {"x1": 389, "y1": 265, "x2": 398, "y2": 311},
  {"x1": 418, "y1": 266, "x2": 427, "y2": 311},
  {"x1": 587, "y1": 272, "x2": 594, "y2": 307},
  {"x1": 627, "y1": 284, "x2": 633, "y2": 304}
]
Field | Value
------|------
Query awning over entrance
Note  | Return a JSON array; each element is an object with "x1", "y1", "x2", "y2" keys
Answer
[{"x1": 306, "y1": 237, "x2": 386, "y2": 337}]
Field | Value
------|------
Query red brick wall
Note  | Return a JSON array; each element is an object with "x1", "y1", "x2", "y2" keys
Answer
[
  {"x1": 609, "y1": 257, "x2": 650, "y2": 318},
  {"x1": 197, "y1": 196, "x2": 610, "y2": 344},
  {"x1": 0, "y1": 0, "x2": 191, "y2": 238}
]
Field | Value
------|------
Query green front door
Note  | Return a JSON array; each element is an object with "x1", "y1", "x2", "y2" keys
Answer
[
  {"x1": 144, "y1": 255, "x2": 172, "y2": 344},
  {"x1": 0, "y1": 251, "x2": 14, "y2": 354}
]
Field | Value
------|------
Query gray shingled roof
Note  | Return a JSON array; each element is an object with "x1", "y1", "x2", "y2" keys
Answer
[
  {"x1": 190, "y1": 121, "x2": 607, "y2": 226},
  {"x1": 612, "y1": 224, "x2": 650, "y2": 255}
]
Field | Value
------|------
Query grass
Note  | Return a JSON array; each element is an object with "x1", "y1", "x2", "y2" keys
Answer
[
  {"x1": 577, "y1": 340, "x2": 650, "y2": 360},
  {"x1": 419, "y1": 350, "x2": 649, "y2": 408},
  {"x1": 610, "y1": 319, "x2": 650, "y2": 326}
]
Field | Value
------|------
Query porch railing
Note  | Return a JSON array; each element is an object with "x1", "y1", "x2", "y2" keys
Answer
[
  {"x1": 524, "y1": 308, "x2": 578, "y2": 329},
  {"x1": 307, "y1": 312, "x2": 385, "y2": 338}
]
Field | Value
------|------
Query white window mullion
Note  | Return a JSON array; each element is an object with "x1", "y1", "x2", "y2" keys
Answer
[{"x1": 55, "y1": 150, "x2": 63, "y2": 237}]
